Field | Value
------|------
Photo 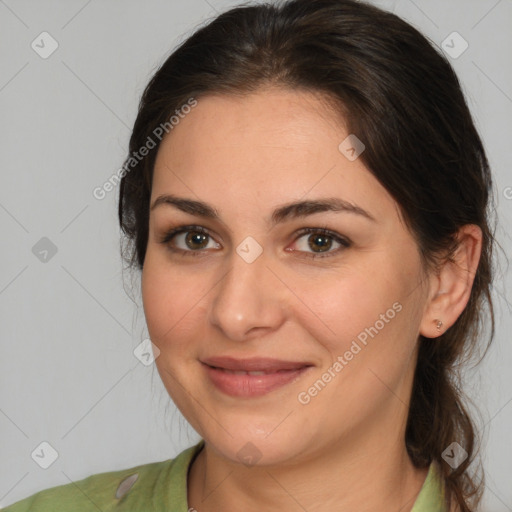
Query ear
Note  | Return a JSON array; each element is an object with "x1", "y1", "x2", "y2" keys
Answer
[{"x1": 419, "y1": 224, "x2": 483, "y2": 339}]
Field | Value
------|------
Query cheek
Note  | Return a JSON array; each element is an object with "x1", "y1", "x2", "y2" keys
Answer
[
  {"x1": 141, "y1": 259, "x2": 170, "y2": 341},
  {"x1": 301, "y1": 265, "x2": 399, "y2": 352},
  {"x1": 303, "y1": 252, "x2": 423, "y2": 377},
  {"x1": 141, "y1": 250, "x2": 220, "y2": 365},
  {"x1": 141, "y1": 252, "x2": 196, "y2": 346}
]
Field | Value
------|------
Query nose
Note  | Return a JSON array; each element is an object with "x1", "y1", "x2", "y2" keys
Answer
[{"x1": 208, "y1": 245, "x2": 287, "y2": 342}]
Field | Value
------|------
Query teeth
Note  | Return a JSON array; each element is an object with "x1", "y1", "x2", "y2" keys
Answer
[{"x1": 223, "y1": 369, "x2": 268, "y2": 375}]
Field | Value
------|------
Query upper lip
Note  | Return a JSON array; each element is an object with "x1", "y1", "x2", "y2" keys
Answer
[{"x1": 201, "y1": 356, "x2": 312, "y2": 372}]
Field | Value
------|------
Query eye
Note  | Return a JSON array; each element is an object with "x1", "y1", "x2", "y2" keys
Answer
[
  {"x1": 159, "y1": 225, "x2": 220, "y2": 256},
  {"x1": 289, "y1": 227, "x2": 351, "y2": 259},
  {"x1": 159, "y1": 225, "x2": 351, "y2": 259}
]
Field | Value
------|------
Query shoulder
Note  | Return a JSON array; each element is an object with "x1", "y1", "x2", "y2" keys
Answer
[
  {"x1": 1, "y1": 442, "x2": 203, "y2": 512},
  {"x1": 411, "y1": 460, "x2": 448, "y2": 512},
  {"x1": 0, "y1": 460, "x2": 168, "y2": 512}
]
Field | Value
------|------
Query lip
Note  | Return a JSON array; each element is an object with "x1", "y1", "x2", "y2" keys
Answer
[
  {"x1": 202, "y1": 356, "x2": 311, "y2": 372},
  {"x1": 201, "y1": 357, "x2": 313, "y2": 398}
]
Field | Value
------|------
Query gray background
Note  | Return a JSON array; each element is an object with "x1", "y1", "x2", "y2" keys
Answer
[{"x1": 0, "y1": 0, "x2": 511, "y2": 510}]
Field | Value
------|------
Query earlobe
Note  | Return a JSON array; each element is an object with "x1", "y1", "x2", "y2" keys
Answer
[{"x1": 419, "y1": 224, "x2": 483, "y2": 339}]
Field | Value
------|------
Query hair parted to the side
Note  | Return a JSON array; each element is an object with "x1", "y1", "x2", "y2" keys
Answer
[{"x1": 118, "y1": 1, "x2": 496, "y2": 510}]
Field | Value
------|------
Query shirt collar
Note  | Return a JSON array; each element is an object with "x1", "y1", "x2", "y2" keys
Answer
[{"x1": 164, "y1": 442, "x2": 446, "y2": 512}]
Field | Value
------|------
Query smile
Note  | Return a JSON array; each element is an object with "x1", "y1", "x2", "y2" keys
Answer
[{"x1": 201, "y1": 357, "x2": 313, "y2": 398}]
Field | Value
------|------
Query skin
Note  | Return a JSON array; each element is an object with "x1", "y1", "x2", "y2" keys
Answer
[{"x1": 141, "y1": 87, "x2": 481, "y2": 512}]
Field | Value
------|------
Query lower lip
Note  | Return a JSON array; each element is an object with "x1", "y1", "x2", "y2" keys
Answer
[{"x1": 203, "y1": 364, "x2": 311, "y2": 398}]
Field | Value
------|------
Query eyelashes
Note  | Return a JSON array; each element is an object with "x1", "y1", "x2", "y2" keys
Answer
[
  {"x1": 159, "y1": 225, "x2": 219, "y2": 257},
  {"x1": 289, "y1": 227, "x2": 351, "y2": 258},
  {"x1": 158, "y1": 224, "x2": 352, "y2": 260}
]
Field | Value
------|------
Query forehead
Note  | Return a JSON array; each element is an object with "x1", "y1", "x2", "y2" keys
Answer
[
  {"x1": 151, "y1": 88, "x2": 395, "y2": 223},
  {"x1": 155, "y1": 88, "x2": 343, "y2": 169}
]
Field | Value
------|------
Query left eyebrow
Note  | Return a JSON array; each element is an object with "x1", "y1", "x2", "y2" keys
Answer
[
  {"x1": 270, "y1": 198, "x2": 376, "y2": 225},
  {"x1": 150, "y1": 194, "x2": 376, "y2": 224}
]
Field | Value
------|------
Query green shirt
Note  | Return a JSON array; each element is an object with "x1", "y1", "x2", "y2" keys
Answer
[{"x1": 1, "y1": 441, "x2": 446, "y2": 511}]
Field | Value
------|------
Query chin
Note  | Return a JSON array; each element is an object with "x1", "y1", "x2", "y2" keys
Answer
[{"x1": 208, "y1": 431, "x2": 306, "y2": 467}]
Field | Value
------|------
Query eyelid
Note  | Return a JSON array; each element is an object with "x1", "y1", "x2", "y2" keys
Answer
[
  {"x1": 158, "y1": 224, "x2": 351, "y2": 258},
  {"x1": 158, "y1": 224, "x2": 220, "y2": 256},
  {"x1": 289, "y1": 227, "x2": 351, "y2": 259},
  {"x1": 159, "y1": 224, "x2": 211, "y2": 245}
]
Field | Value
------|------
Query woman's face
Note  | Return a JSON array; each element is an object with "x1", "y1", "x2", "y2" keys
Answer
[{"x1": 142, "y1": 88, "x2": 431, "y2": 465}]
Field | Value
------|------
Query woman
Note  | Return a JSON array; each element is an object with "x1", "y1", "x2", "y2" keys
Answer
[{"x1": 2, "y1": 0, "x2": 496, "y2": 511}]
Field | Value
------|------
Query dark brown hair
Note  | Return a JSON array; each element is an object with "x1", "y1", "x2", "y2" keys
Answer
[{"x1": 118, "y1": 1, "x2": 496, "y2": 509}]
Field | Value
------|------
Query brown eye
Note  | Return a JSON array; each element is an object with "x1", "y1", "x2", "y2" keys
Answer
[
  {"x1": 159, "y1": 225, "x2": 221, "y2": 256},
  {"x1": 307, "y1": 233, "x2": 333, "y2": 253},
  {"x1": 291, "y1": 228, "x2": 351, "y2": 259},
  {"x1": 184, "y1": 231, "x2": 210, "y2": 250}
]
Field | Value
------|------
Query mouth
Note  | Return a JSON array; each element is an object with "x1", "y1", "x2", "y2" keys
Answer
[{"x1": 201, "y1": 356, "x2": 313, "y2": 398}]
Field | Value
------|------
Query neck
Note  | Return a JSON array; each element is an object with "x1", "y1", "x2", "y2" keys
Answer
[{"x1": 187, "y1": 415, "x2": 429, "y2": 512}]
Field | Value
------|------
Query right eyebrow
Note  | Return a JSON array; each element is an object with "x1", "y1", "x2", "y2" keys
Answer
[{"x1": 150, "y1": 195, "x2": 219, "y2": 218}]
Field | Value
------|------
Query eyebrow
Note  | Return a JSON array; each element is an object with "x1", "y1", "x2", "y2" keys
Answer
[{"x1": 150, "y1": 194, "x2": 376, "y2": 224}]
